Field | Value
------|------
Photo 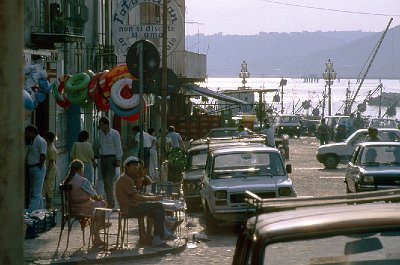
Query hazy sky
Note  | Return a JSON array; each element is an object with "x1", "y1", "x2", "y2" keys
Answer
[{"x1": 185, "y1": 0, "x2": 400, "y2": 35}]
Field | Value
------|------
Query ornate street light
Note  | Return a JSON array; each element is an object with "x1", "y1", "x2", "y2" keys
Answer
[
  {"x1": 322, "y1": 59, "x2": 337, "y2": 116},
  {"x1": 239, "y1": 60, "x2": 250, "y2": 89}
]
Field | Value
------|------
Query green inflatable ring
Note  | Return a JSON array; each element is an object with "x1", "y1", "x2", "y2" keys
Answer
[
  {"x1": 66, "y1": 72, "x2": 90, "y2": 92},
  {"x1": 65, "y1": 89, "x2": 88, "y2": 105}
]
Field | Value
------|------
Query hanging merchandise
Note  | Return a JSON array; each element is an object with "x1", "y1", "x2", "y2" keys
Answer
[
  {"x1": 106, "y1": 64, "x2": 133, "y2": 89},
  {"x1": 93, "y1": 70, "x2": 110, "y2": 111},
  {"x1": 121, "y1": 112, "x2": 140, "y2": 121},
  {"x1": 65, "y1": 72, "x2": 91, "y2": 105},
  {"x1": 52, "y1": 74, "x2": 71, "y2": 108},
  {"x1": 23, "y1": 89, "x2": 35, "y2": 111},
  {"x1": 88, "y1": 71, "x2": 103, "y2": 100},
  {"x1": 111, "y1": 78, "x2": 140, "y2": 109}
]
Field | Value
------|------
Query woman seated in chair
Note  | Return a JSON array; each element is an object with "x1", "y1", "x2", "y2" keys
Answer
[{"x1": 63, "y1": 159, "x2": 108, "y2": 247}]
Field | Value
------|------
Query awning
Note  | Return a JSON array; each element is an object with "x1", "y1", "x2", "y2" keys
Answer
[{"x1": 181, "y1": 84, "x2": 247, "y2": 105}]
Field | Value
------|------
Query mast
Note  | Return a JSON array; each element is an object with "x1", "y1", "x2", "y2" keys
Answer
[{"x1": 347, "y1": 18, "x2": 393, "y2": 114}]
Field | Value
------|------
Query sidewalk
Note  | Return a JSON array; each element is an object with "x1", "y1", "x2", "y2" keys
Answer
[{"x1": 24, "y1": 192, "x2": 187, "y2": 265}]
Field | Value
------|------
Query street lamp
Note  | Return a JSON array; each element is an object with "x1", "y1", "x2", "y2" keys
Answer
[
  {"x1": 322, "y1": 59, "x2": 337, "y2": 116},
  {"x1": 239, "y1": 61, "x2": 250, "y2": 89},
  {"x1": 280, "y1": 78, "x2": 287, "y2": 114}
]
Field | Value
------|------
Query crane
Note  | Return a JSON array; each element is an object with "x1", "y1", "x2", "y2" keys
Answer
[{"x1": 346, "y1": 18, "x2": 393, "y2": 115}]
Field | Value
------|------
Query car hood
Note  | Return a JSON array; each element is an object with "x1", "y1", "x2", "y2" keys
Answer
[
  {"x1": 317, "y1": 142, "x2": 346, "y2": 153},
  {"x1": 210, "y1": 176, "x2": 293, "y2": 191},
  {"x1": 360, "y1": 166, "x2": 400, "y2": 175},
  {"x1": 182, "y1": 169, "x2": 204, "y2": 180}
]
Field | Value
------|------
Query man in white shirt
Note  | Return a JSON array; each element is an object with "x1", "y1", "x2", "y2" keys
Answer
[
  {"x1": 132, "y1": 125, "x2": 153, "y2": 170},
  {"x1": 96, "y1": 117, "x2": 123, "y2": 209},
  {"x1": 261, "y1": 122, "x2": 276, "y2": 147},
  {"x1": 166, "y1": 126, "x2": 185, "y2": 152},
  {"x1": 25, "y1": 125, "x2": 47, "y2": 210}
]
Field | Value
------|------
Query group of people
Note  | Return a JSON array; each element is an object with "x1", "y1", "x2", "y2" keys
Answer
[{"x1": 24, "y1": 117, "x2": 185, "y2": 248}]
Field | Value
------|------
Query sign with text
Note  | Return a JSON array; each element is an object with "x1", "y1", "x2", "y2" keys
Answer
[{"x1": 112, "y1": 0, "x2": 184, "y2": 56}]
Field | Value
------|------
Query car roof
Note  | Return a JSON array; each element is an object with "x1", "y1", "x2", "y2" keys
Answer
[
  {"x1": 244, "y1": 189, "x2": 400, "y2": 242},
  {"x1": 248, "y1": 203, "x2": 400, "y2": 243},
  {"x1": 210, "y1": 144, "x2": 277, "y2": 155},
  {"x1": 357, "y1": 141, "x2": 400, "y2": 147},
  {"x1": 355, "y1": 128, "x2": 400, "y2": 133}
]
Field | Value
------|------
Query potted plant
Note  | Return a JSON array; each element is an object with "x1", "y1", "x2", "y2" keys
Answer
[{"x1": 53, "y1": 16, "x2": 65, "y2": 33}]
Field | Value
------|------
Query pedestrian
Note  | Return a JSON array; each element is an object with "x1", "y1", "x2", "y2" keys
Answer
[
  {"x1": 147, "y1": 127, "x2": 159, "y2": 181},
  {"x1": 115, "y1": 156, "x2": 168, "y2": 247},
  {"x1": 261, "y1": 121, "x2": 275, "y2": 147},
  {"x1": 132, "y1": 125, "x2": 153, "y2": 170},
  {"x1": 25, "y1": 125, "x2": 47, "y2": 211},
  {"x1": 95, "y1": 116, "x2": 123, "y2": 209},
  {"x1": 365, "y1": 127, "x2": 381, "y2": 142},
  {"x1": 42, "y1": 131, "x2": 58, "y2": 211},
  {"x1": 62, "y1": 159, "x2": 108, "y2": 247},
  {"x1": 237, "y1": 124, "x2": 248, "y2": 137},
  {"x1": 71, "y1": 130, "x2": 95, "y2": 185},
  {"x1": 166, "y1": 125, "x2": 185, "y2": 152},
  {"x1": 347, "y1": 113, "x2": 356, "y2": 137},
  {"x1": 317, "y1": 118, "x2": 330, "y2": 145},
  {"x1": 353, "y1": 112, "x2": 364, "y2": 130}
]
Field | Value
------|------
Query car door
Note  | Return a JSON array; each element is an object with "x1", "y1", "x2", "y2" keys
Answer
[{"x1": 345, "y1": 146, "x2": 363, "y2": 192}]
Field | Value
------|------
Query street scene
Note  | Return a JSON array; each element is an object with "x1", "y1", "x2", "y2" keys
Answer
[{"x1": 1, "y1": 1, "x2": 400, "y2": 265}]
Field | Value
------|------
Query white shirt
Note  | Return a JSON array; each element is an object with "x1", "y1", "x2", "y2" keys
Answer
[
  {"x1": 98, "y1": 128, "x2": 123, "y2": 160},
  {"x1": 262, "y1": 128, "x2": 275, "y2": 147},
  {"x1": 238, "y1": 130, "x2": 248, "y2": 137},
  {"x1": 135, "y1": 131, "x2": 153, "y2": 148},
  {"x1": 27, "y1": 134, "x2": 47, "y2": 166}
]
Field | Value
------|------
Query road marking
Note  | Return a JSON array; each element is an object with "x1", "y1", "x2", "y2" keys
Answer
[
  {"x1": 296, "y1": 167, "x2": 323, "y2": 170},
  {"x1": 319, "y1": 176, "x2": 345, "y2": 179}
]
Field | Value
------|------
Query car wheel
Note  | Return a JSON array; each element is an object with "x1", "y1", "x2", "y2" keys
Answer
[
  {"x1": 323, "y1": 155, "x2": 339, "y2": 169},
  {"x1": 204, "y1": 204, "x2": 218, "y2": 232}
]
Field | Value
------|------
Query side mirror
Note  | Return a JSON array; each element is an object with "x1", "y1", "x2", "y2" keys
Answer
[{"x1": 286, "y1": 164, "x2": 292, "y2": 174}]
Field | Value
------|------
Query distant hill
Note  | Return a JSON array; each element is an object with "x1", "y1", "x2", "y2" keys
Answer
[{"x1": 186, "y1": 25, "x2": 400, "y2": 79}]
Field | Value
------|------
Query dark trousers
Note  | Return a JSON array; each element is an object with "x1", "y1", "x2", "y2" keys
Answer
[
  {"x1": 25, "y1": 164, "x2": 31, "y2": 209},
  {"x1": 320, "y1": 134, "x2": 329, "y2": 145},
  {"x1": 128, "y1": 202, "x2": 165, "y2": 237},
  {"x1": 100, "y1": 155, "x2": 116, "y2": 208}
]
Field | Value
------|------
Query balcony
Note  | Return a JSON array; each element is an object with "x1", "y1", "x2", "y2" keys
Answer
[{"x1": 31, "y1": 22, "x2": 85, "y2": 49}]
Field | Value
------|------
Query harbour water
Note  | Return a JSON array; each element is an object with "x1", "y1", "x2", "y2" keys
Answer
[{"x1": 199, "y1": 77, "x2": 400, "y2": 119}]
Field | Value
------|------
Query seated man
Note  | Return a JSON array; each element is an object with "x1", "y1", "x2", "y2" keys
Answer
[{"x1": 116, "y1": 156, "x2": 167, "y2": 247}]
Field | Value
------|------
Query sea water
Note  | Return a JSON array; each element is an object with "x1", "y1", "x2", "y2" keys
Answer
[{"x1": 198, "y1": 78, "x2": 400, "y2": 119}]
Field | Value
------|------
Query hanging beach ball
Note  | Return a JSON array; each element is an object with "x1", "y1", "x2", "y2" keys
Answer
[{"x1": 23, "y1": 90, "x2": 35, "y2": 111}]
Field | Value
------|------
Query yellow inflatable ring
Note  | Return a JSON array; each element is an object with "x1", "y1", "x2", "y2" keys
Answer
[{"x1": 111, "y1": 78, "x2": 140, "y2": 109}]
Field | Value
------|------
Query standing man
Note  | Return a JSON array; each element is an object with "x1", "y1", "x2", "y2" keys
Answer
[
  {"x1": 132, "y1": 125, "x2": 153, "y2": 170},
  {"x1": 347, "y1": 113, "x2": 356, "y2": 137},
  {"x1": 353, "y1": 112, "x2": 364, "y2": 131},
  {"x1": 166, "y1": 126, "x2": 185, "y2": 152},
  {"x1": 317, "y1": 118, "x2": 330, "y2": 145},
  {"x1": 96, "y1": 117, "x2": 123, "y2": 209},
  {"x1": 42, "y1": 131, "x2": 58, "y2": 211},
  {"x1": 25, "y1": 125, "x2": 47, "y2": 210},
  {"x1": 261, "y1": 121, "x2": 275, "y2": 148},
  {"x1": 237, "y1": 124, "x2": 249, "y2": 137}
]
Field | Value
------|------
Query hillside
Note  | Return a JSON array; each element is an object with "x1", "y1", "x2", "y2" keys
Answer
[{"x1": 186, "y1": 25, "x2": 400, "y2": 79}]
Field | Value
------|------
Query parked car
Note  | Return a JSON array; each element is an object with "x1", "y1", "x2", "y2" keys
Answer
[
  {"x1": 316, "y1": 128, "x2": 400, "y2": 169},
  {"x1": 182, "y1": 139, "x2": 268, "y2": 210},
  {"x1": 273, "y1": 114, "x2": 301, "y2": 137},
  {"x1": 345, "y1": 142, "x2": 400, "y2": 193},
  {"x1": 233, "y1": 189, "x2": 400, "y2": 265},
  {"x1": 368, "y1": 118, "x2": 398, "y2": 129},
  {"x1": 181, "y1": 144, "x2": 209, "y2": 210},
  {"x1": 200, "y1": 143, "x2": 295, "y2": 231}
]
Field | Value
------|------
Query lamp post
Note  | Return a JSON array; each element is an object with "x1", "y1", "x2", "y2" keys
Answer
[
  {"x1": 239, "y1": 61, "x2": 250, "y2": 90},
  {"x1": 322, "y1": 59, "x2": 337, "y2": 116},
  {"x1": 280, "y1": 78, "x2": 287, "y2": 114}
]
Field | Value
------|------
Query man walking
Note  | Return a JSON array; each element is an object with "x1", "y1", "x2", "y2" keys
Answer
[
  {"x1": 132, "y1": 125, "x2": 153, "y2": 170},
  {"x1": 96, "y1": 117, "x2": 123, "y2": 209},
  {"x1": 261, "y1": 121, "x2": 275, "y2": 148}
]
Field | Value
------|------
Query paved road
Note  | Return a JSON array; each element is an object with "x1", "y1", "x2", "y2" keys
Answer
[{"x1": 109, "y1": 137, "x2": 347, "y2": 265}]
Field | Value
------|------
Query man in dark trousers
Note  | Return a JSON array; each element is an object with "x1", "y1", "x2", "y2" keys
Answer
[{"x1": 317, "y1": 118, "x2": 330, "y2": 145}]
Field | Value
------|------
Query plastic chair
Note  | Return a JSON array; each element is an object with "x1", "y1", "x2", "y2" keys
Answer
[{"x1": 57, "y1": 184, "x2": 93, "y2": 249}]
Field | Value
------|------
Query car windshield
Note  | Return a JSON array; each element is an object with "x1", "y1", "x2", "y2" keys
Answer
[
  {"x1": 370, "y1": 119, "x2": 397, "y2": 128},
  {"x1": 263, "y1": 231, "x2": 400, "y2": 265},
  {"x1": 187, "y1": 149, "x2": 208, "y2": 169},
  {"x1": 212, "y1": 152, "x2": 285, "y2": 179},
  {"x1": 361, "y1": 146, "x2": 400, "y2": 166},
  {"x1": 277, "y1": 116, "x2": 298, "y2": 123}
]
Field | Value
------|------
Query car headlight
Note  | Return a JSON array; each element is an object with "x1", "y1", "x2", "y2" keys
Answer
[
  {"x1": 278, "y1": 187, "x2": 292, "y2": 196},
  {"x1": 280, "y1": 127, "x2": 284, "y2": 130},
  {"x1": 363, "y1": 175, "x2": 374, "y2": 183},
  {"x1": 215, "y1": 190, "x2": 227, "y2": 199}
]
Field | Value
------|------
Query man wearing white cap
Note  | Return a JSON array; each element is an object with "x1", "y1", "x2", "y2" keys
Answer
[{"x1": 116, "y1": 156, "x2": 168, "y2": 247}]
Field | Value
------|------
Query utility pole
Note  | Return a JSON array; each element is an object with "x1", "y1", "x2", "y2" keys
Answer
[
  {"x1": 160, "y1": 0, "x2": 168, "y2": 163},
  {"x1": 0, "y1": 1, "x2": 24, "y2": 264}
]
